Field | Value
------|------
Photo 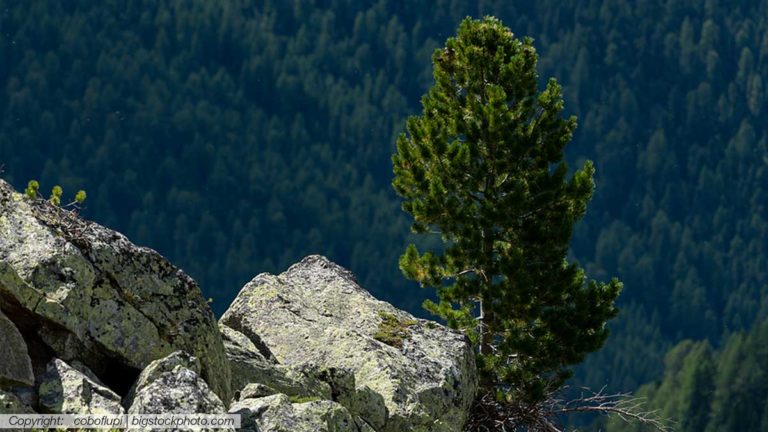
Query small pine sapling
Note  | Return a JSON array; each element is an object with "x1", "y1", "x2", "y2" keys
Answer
[
  {"x1": 23, "y1": 180, "x2": 86, "y2": 210},
  {"x1": 24, "y1": 180, "x2": 40, "y2": 199},
  {"x1": 74, "y1": 190, "x2": 87, "y2": 204},
  {"x1": 49, "y1": 185, "x2": 63, "y2": 206}
]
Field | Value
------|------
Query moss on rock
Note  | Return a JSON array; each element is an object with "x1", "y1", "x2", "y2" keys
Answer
[{"x1": 372, "y1": 311, "x2": 417, "y2": 349}]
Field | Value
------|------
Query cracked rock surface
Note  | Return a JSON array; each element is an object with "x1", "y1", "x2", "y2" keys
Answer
[{"x1": 221, "y1": 323, "x2": 332, "y2": 400}]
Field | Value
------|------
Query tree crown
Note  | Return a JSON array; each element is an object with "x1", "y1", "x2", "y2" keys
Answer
[{"x1": 392, "y1": 16, "x2": 622, "y2": 403}]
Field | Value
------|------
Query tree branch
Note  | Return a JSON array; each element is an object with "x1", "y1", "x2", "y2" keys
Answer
[{"x1": 464, "y1": 386, "x2": 672, "y2": 432}]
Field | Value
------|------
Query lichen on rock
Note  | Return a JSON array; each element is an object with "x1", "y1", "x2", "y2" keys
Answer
[
  {"x1": 229, "y1": 393, "x2": 359, "y2": 432},
  {"x1": 221, "y1": 324, "x2": 331, "y2": 402},
  {"x1": 124, "y1": 351, "x2": 226, "y2": 416},
  {"x1": 221, "y1": 255, "x2": 477, "y2": 432},
  {"x1": 37, "y1": 358, "x2": 124, "y2": 414}
]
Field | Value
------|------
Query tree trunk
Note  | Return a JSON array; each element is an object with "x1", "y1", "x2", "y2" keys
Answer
[
  {"x1": 479, "y1": 225, "x2": 494, "y2": 358},
  {"x1": 480, "y1": 301, "x2": 494, "y2": 355}
]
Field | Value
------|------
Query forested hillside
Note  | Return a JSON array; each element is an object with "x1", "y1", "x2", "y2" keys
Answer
[
  {"x1": 605, "y1": 318, "x2": 768, "y2": 431},
  {"x1": 2, "y1": 1, "x2": 767, "y2": 428}
]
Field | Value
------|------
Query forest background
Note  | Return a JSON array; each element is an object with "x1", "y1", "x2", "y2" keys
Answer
[{"x1": 2, "y1": 1, "x2": 767, "y2": 429}]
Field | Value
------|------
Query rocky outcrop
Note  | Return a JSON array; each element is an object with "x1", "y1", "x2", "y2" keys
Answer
[
  {"x1": 0, "y1": 309, "x2": 33, "y2": 387},
  {"x1": 220, "y1": 255, "x2": 477, "y2": 432},
  {"x1": 230, "y1": 393, "x2": 360, "y2": 432},
  {"x1": 37, "y1": 358, "x2": 124, "y2": 414},
  {"x1": 124, "y1": 351, "x2": 226, "y2": 415},
  {"x1": 0, "y1": 179, "x2": 476, "y2": 430},
  {"x1": 0, "y1": 179, "x2": 230, "y2": 402}
]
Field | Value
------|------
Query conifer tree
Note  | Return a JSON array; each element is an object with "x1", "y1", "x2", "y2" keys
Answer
[{"x1": 392, "y1": 16, "x2": 622, "y2": 403}]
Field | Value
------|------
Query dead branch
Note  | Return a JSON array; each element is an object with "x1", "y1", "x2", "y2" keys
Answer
[
  {"x1": 464, "y1": 385, "x2": 673, "y2": 432},
  {"x1": 547, "y1": 386, "x2": 673, "y2": 432}
]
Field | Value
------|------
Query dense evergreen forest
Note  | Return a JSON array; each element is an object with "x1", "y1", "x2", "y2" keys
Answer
[
  {"x1": 2, "y1": 1, "x2": 767, "y2": 428},
  {"x1": 605, "y1": 318, "x2": 768, "y2": 431}
]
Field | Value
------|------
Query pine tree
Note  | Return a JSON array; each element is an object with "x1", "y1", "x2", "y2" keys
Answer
[{"x1": 392, "y1": 16, "x2": 622, "y2": 404}]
